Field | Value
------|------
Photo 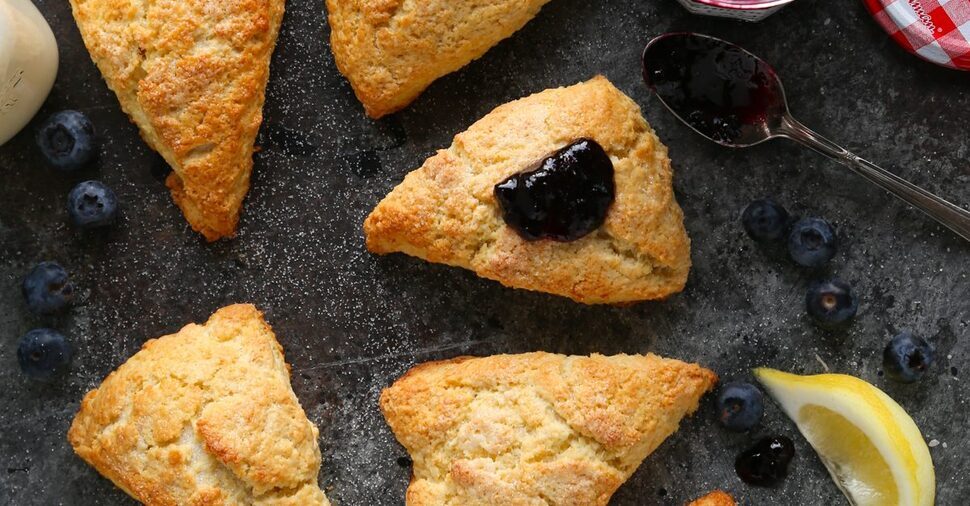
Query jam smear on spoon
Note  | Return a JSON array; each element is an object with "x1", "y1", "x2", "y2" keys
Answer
[
  {"x1": 494, "y1": 138, "x2": 614, "y2": 242},
  {"x1": 643, "y1": 34, "x2": 784, "y2": 145}
]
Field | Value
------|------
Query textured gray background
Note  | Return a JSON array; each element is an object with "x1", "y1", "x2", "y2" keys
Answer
[{"x1": 1, "y1": 0, "x2": 968, "y2": 504}]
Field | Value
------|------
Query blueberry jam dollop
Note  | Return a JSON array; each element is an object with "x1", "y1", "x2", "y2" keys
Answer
[
  {"x1": 494, "y1": 138, "x2": 614, "y2": 242},
  {"x1": 735, "y1": 435, "x2": 795, "y2": 487}
]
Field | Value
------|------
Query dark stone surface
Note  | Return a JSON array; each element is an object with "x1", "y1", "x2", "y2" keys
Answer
[{"x1": 1, "y1": 0, "x2": 968, "y2": 504}]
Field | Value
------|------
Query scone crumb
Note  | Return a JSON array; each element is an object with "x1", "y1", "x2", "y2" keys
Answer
[{"x1": 687, "y1": 489, "x2": 736, "y2": 506}]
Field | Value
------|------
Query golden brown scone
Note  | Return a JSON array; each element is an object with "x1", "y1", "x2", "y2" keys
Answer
[
  {"x1": 364, "y1": 76, "x2": 691, "y2": 304},
  {"x1": 68, "y1": 304, "x2": 329, "y2": 506},
  {"x1": 67, "y1": 0, "x2": 285, "y2": 241},
  {"x1": 326, "y1": 0, "x2": 552, "y2": 118},
  {"x1": 687, "y1": 490, "x2": 736, "y2": 506},
  {"x1": 380, "y1": 352, "x2": 717, "y2": 506}
]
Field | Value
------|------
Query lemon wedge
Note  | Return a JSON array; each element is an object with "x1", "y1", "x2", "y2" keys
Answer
[{"x1": 754, "y1": 368, "x2": 935, "y2": 506}]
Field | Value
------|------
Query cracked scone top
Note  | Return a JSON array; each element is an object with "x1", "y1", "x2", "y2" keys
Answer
[
  {"x1": 380, "y1": 352, "x2": 717, "y2": 506},
  {"x1": 67, "y1": 304, "x2": 329, "y2": 506},
  {"x1": 326, "y1": 0, "x2": 553, "y2": 118},
  {"x1": 67, "y1": 0, "x2": 285, "y2": 240},
  {"x1": 364, "y1": 76, "x2": 691, "y2": 304}
]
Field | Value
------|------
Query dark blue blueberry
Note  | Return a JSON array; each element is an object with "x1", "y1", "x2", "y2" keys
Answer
[
  {"x1": 735, "y1": 436, "x2": 795, "y2": 487},
  {"x1": 741, "y1": 198, "x2": 790, "y2": 242},
  {"x1": 68, "y1": 180, "x2": 118, "y2": 229},
  {"x1": 787, "y1": 217, "x2": 836, "y2": 267},
  {"x1": 36, "y1": 110, "x2": 97, "y2": 171},
  {"x1": 883, "y1": 331, "x2": 935, "y2": 383},
  {"x1": 17, "y1": 328, "x2": 73, "y2": 380},
  {"x1": 806, "y1": 278, "x2": 858, "y2": 327},
  {"x1": 22, "y1": 261, "x2": 74, "y2": 315},
  {"x1": 717, "y1": 381, "x2": 764, "y2": 431}
]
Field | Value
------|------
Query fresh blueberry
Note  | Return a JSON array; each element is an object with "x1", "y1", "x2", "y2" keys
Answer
[
  {"x1": 806, "y1": 278, "x2": 858, "y2": 327},
  {"x1": 717, "y1": 381, "x2": 764, "y2": 431},
  {"x1": 36, "y1": 110, "x2": 97, "y2": 171},
  {"x1": 22, "y1": 261, "x2": 74, "y2": 315},
  {"x1": 788, "y1": 217, "x2": 837, "y2": 267},
  {"x1": 17, "y1": 328, "x2": 73, "y2": 380},
  {"x1": 883, "y1": 331, "x2": 935, "y2": 383},
  {"x1": 68, "y1": 180, "x2": 118, "y2": 229},
  {"x1": 741, "y1": 198, "x2": 790, "y2": 242}
]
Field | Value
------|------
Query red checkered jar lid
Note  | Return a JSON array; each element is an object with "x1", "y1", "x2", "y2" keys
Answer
[{"x1": 863, "y1": 0, "x2": 970, "y2": 70}]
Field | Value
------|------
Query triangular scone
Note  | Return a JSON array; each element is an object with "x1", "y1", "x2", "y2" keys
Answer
[
  {"x1": 688, "y1": 490, "x2": 736, "y2": 506},
  {"x1": 364, "y1": 76, "x2": 691, "y2": 304},
  {"x1": 68, "y1": 0, "x2": 285, "y2": 240},
  {"x1": 68, "y1": 304, "x2": 329, "y2": 506},
  {"x1": 380, "y1": 352, "x2": 717, "y2": 506},
  {"x1": 326, "y1": 0, "x2": 552, "y2": 118}
]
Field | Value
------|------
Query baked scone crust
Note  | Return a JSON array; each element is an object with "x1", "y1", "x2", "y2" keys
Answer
[
  {"x1": 68, "y1": 304, "x2": 329, "y2": 506},
  {"x1": 364, "y1": 76, "x2": 691, "y2": 304},
  {"x1": 68, "y1": 0, "x2": 285, "y2": 240},
  {"x1": 687, "y1": 490, "x2": 736, "y2": 506},
  {"x1": 326, "y1": 0, "x2": 552, "y2": 118},
  {"x1": 380, "y1": 352, "x2": 717, "y2": 506}
]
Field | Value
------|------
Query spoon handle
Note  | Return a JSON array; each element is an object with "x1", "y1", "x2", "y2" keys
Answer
[{"x1": 776, "y1": 116, "x2": 970, "y2": 243}]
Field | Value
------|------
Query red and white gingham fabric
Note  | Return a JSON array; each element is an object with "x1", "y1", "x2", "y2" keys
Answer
[{"x1": 863, "y1": 0, "x2": 970, "y2": 70}]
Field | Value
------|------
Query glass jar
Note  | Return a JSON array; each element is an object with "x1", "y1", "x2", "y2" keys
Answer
[{"x1": 675, "y1": 0, "x2": 797, "y2": 22}]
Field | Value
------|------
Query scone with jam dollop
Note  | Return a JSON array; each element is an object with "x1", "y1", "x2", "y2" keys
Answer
[{"x1": 364, "y1": 76, "x2": 691, "y2": 304}]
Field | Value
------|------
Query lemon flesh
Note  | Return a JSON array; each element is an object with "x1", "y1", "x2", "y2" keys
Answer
[
  {"x1": 755, "y1": 368, "x2": 935, "y2": 506},
  {"x1": 800, "y1": 405, "x2": 898, "y2": 504}
]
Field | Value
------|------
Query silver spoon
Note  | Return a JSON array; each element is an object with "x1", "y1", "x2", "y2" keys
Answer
[{"x1": 642, "y1": 32, "x2": 970, "y2": 243}]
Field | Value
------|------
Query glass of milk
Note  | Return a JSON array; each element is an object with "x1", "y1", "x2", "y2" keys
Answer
[{"x1": 0, "y1": 0, "x2": 59, "y2": 146}]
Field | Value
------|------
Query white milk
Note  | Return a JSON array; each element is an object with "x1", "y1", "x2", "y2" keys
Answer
[{"x1": 0, "y1": 0, "x2": 59, "y2": 146}]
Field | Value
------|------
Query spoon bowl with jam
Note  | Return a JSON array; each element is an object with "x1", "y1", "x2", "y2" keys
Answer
[{"x1": 642, "y1": 32, "x2": 970, "y2": 243}]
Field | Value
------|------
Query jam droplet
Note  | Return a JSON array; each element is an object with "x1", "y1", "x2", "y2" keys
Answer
[
  {"x1": 643, "y1": 35, "x2": 783, "y2": 144},
  {"x1": 735, "y1": 435, "x2": 795, "y2": 486},
  {"x1": 493, "y1": 138, "x2": 614, "y2": 242}
]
